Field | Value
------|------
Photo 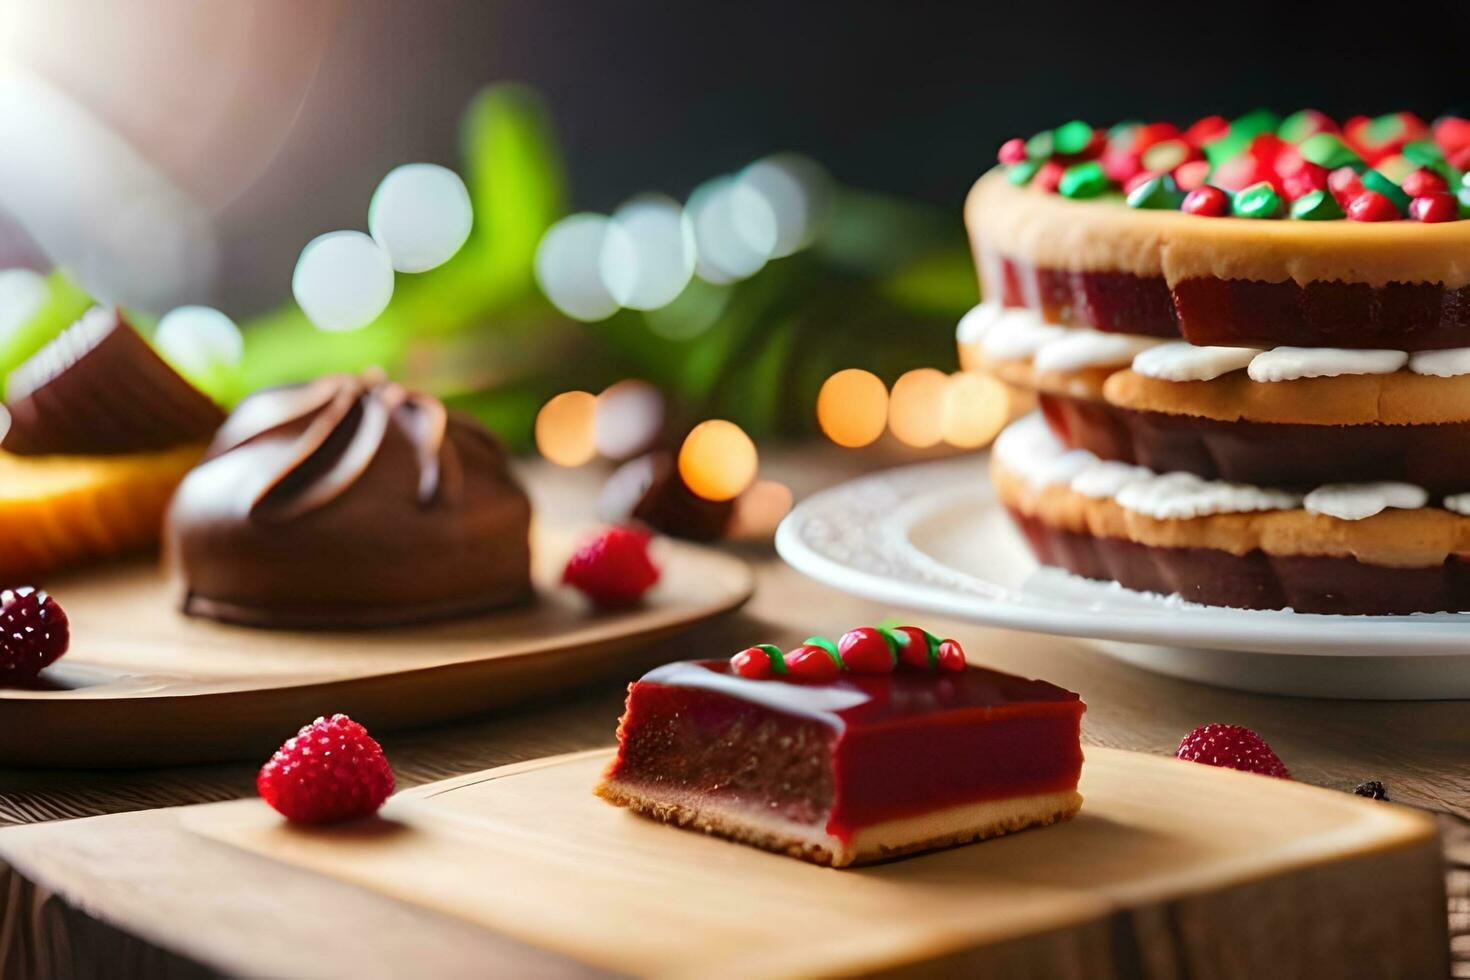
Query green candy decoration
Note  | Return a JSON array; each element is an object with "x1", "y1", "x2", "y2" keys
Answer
[
  {"x1": 1126, "y1": 173, "x2": 1185, "y2": 210},
  {"x1": 1365, "y1": 113, "x2": 1406, "y2": 146},
  {"x1": 1107, "y1": 119, "x2": 1143, "y2": 144},
  {"x1": 754, "y1": 643, "x2": 787, "y2": 673},
  {"x1": 1025, "y1": 130, "x2": 1054, "y2": 160},
  {"x1": 802, "y1": 635, "x2": 843, "y2": 669},
  {"x1": 1052, "y1": 119, "x2": 1094, "y2": 156},
  {"x1": 1231, "y1": 108, "x2": 1281, "y2": 140},
  {"x1": 1360, "y1": 169, "x2": 1410, "y2": 213},
  {"x1": 1277, "y1": 109, "x2": 1326, "y2": 144},
  {"x1": 1231, "y1": 181, "x2": 1285, "y2": 219},
  {"x1": 1298, "y1": 133, "x2": 1361, "y2": 170},
  {"x1": 1290, "y1": 189, "x2": 1344, "y2": 221},
  {"x1": 1007, "y1": 159, "x2": 1042, "y2": 186},
  {"x1": 1402, "y1": 140, "x2": 1445, "y2": 168},
  {"x1": 1058, "y1": 161, "x2": 1109, "y2": 199}
]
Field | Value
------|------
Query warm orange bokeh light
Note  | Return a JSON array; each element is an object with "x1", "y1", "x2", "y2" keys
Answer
[
  {"x1": 678, "y1": 420, "x2": 758, "y2": 501},
  {"x1": 728, "y1": 479, "x2": 794, "y2": 539},
  {"x1": 816, "y1": 368, "x2": 888, "y2": 448},
  {"x1": 534, "y1": 390, "x2": 597, "y2": 466},
  {"x1": 887, "y1": 368, "x2": 949, "y2": 448},
  {"x1": 942, "y1": 371, "x2": 1010, "y2": 448}
]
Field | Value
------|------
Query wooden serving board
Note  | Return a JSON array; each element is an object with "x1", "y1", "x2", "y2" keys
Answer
[
  {"x1": 0, "y1": 529, "x2": 752, "y2": 768},
  {"x1": 183, "y1": 747, "x2": 1448, "y2": 978}
]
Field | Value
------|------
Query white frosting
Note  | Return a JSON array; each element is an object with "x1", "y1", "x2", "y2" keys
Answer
[
  {"x1": 1033, "y1": 331, "x2": 1160, "y2": 374},
  {"x1": 1407, "y1": 347, "x2": 1470, "y2": 378},
  {"x1": 956, "y1": 303, "x2": 1003, "y2": 344},
  {"x1": 1246, "y1": 347, "x2": 1408, "y2": 382},
  {"x1": 994, "y1": 413, "x2": 1454, "y2": 522},
  {"x1": 979, "y1": 309, "x2": 1068, "y2": 361},
  {"x1": 1131, "y1": 342, "x2": 1260, "y2": 382},
  {"x1": 1301, "y1": 482, "x2": 1428, "y2": 521}
]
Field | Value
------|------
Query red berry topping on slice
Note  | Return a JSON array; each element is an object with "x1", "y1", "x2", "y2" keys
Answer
[
  {"x1": 1181, "y1": 186, "x2": 1230, "y2": 217},
  {"x1": 997, "y1": 138, "x2": 1027, "y2": 165},
  {"x1": 1409, "y1": 192, "x2": 1458, "y2": 223},
  {"x1": 258, "y1": 714, "x2": 395, "y2": 823},
  {"x1": 785, "y1": 643, "x2": 842, "y2": 680},
  {"x1": 1346, "y1": 191, "x2": 1399, "y2": 222},
  {"x1": 1401, "y1": 167, "x2": 1448, "y2": 198},
  {"x1": 837, "y1": 627, "x2": 897, "y2": 674},
  {"x1": 935, "y1": 639, "x2": 967, "y2": 672},
  {"x1": 731, "y1": 644, "x2": 784, "y2": 679},
  {"x1": 562, "y1": 526, "x2": 660, "y2": 608},
  {"x1": 0, "y1": 587, "x2": 69, "y2": 685},
  {"x1": 1175, "y1": 724, "x2": 1290, "y2": 779}
]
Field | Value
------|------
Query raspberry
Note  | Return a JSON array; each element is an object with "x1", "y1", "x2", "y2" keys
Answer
[
  {"x1": 0, "y1": 587, "x2": 69, "y2": 684},
  {"x1": 562, "y1": 526, "x2": 660, "y2": 607},
  {"x1": 1353, "y1": 780, "x2": 1389, "y2": 801},
  {"x1": 257, "y1": 714, "x2": 395, "y2": 823},
  {"x1": 1175, "y1": 724, "x2": 1290, "y2": 779}
]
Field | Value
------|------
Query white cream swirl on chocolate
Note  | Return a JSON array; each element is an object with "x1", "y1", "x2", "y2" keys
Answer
[{"x1": 994, "y1": 414, "x2": 1451, "y2": 522}]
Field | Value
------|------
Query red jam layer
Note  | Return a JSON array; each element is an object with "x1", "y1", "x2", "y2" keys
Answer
[
  {"x1": 1040, "y1": 392, "x2": 1470, "y2": 493},
  {"x1": 1009, "y1": 509, "x2": 1470, "y2": 615},
  {"x1": 983, "y1": 251, "x2": 1470, "y2": 349},
  {"x1": 605, "y1": 661, "x2": 1084, "y2": 842}
]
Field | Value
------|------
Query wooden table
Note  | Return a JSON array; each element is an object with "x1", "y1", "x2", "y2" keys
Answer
[{"x1": 1, "y1": 451, "x2": 1467, "y2": 977}]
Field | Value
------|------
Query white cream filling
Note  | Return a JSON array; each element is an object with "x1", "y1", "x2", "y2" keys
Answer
[
  {"x1": 1131, "y1": 341, "x2": 1261, "y2": 382},
  {"x1": 1247, "y1": 346, "x2": 1407, "y2": 382},
  {"x1": 1406, "y1": 347, "x2": 1470, "y2": 378},
  {"x1": 994, "y1": 413, "x2": 1455, "y2": 522},
  {"x1": 1033, "y1": 332, "x2": 1160, "y2": 374},
  {"x1": 958, "y1": 304, "x2": 1160, "y2": 371}
]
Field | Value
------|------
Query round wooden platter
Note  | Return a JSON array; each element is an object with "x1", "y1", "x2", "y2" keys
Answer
[{"x1": 0, "y1": 528, "x2": 753, "y2": 768}]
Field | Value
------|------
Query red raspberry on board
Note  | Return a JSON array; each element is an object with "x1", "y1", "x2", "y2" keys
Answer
[
  {"x1": 0, "y1": 587, "x2": 69, "y2": 685},
  {"x1": 1175, "y1": 724, "x2": 1291, "y2": 779},
  {"x1": 258, "y1": 714, "x2": 395, "y2": 823},
  {"x1": 562, "y1": 526, "x2": 660, "y2": 608}
]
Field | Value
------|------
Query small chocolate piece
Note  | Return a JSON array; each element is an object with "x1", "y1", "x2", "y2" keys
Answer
[
  {"x1": 166, "y1": 372, "x2": 533, "y2": 628},
  {"x1": 599, "y1": 451, "x2": 733, "y2": 541},
  {"x1": 1353, "y1": 780, "x2": 1389, "y2": 801},
  {"x1": 3, "y1": 307, "x2": 225, "y2": 455}
]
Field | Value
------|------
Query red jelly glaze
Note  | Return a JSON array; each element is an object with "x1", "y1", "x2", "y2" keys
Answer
[
  {"x1": 837, "y1": 627, "x2": 896, "y2": 674},
  {"x1": 786, "y1": 644, "x2": 842, "y2": 680},
  {"x1": 610, "y1": 660, "x2": 1085, "y2": 841},
  {"x1": 731, "y1": 647, "x2": 774, "y2": 679}
]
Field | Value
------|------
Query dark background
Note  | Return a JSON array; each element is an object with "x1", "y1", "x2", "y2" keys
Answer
[{"x1": 215, "y1": 0, "x2": 1470, "y2": 311}]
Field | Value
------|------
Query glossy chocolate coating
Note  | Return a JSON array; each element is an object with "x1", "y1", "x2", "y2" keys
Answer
[
  {"x1": 1010, "y1": 509, "x2": 1470, "y2": 615},
  {"x1": 985, "y1": 251, "x2": 1470, "y2": 350},
  {"x1": 599, "y1": 451, "x2": 733, "y2": 541},
  {"x1": 3, "y1": 307, "x2": 225, "y2": 455},
  {"x1": 1040, "y1": 392, "x2": 1470, "y2": 493},
  {"x1": 166, "y1": 372, "x2": 532, "y2": 628}
]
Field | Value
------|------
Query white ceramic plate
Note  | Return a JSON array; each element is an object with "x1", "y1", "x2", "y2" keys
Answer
[{"x1": 775, "y1": 455, "x2": 1470, "y2": 700}]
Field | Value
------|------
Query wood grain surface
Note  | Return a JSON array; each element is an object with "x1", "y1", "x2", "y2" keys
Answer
[{"x1": 0, "y1": 452, "x2": 1466, "y2": 976}]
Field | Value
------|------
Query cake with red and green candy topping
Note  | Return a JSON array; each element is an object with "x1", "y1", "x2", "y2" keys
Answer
[
  {"x1": 964, "y1": 110, "x2": 1470, "y2": 614},
  {"x1": 596, "y1": 626, "x2": 1085, "y2": 868}
]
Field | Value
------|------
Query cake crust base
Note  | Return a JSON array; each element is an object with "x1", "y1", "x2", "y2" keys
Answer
[{"x1": 595, "y1": 779, "x2": 1083, "y2": 868}]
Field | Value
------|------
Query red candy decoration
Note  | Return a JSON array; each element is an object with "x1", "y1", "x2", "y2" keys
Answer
[
  {"x1": 1183, "y1": 115, "x2": 1229, "y2": 148},
  {"x1": 998, "y1": 138, "x2": 1028, "y2": 166},
  {"x1": 1281, "y1": 163, "x2": 1328, "y2": 201},
  {"x1": 785, "y1": 643, "x2": 842, "y2": 680},
  {"x1": 1346, "y1": 191, "x2": 1399, "y2": 222},
  {"x1": 1033, "y1": 160, "x2": 1065, "y2": 193},
  {"x1": 1328, "y1": 166, "x2": 1365, "y2": 207},
  {"x1": 731, "y1": 645, "x2": 777, "y2": 679},
  {"x1": 1173, "y1": 159, "x2": 1211, "y2": 192},
  {"x1": 1409, "y1": 193, "x2": 1458, "y2": 223},
  {"x1": 1181, "y1": 186, "x2": 1230, "y2": 217},
  {"x1": 562, "y1": 526, "x2": 661, "y2": 607},
  {"x1": 1100, "y1": 149, "x2": 1144, "y2": 185},
  {"x1": 935, "y1": 639, "x2": 967, "y2": 672},
  {"x1": 1401, "y1": 168, "x2": 1448, "y2": 198},
  {"x1": 837, "y1": 627, "x2": 897, "y2": 674}
]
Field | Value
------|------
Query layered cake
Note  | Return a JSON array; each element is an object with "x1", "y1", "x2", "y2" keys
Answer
[
  {"x1": 966, "y1": 110, "x2": 1470, "y2": 614},
  {"x1": 165, "y1": 370, "x2": 533, "y2": 628},
  {"x1": 596, "y1": 627, "x2": 1085, "y2": 867},
  {"x1": 0, "y1": 307, "x2": 224, "y2": 582}
]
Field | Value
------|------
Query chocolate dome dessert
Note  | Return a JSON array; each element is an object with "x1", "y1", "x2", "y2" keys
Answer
[{"x1": 166, "y1": 371, "x2": 533, "y2": 628}]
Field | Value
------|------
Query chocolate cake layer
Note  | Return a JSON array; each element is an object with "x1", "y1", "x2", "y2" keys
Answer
[
  {"x1": 985, "y1": 253, "x2": 1470, "y2": 350},
  {"x1": 1039, "y1": 392, "x2": 1470, "y2": 493},
  {"x1": 1009, "y1": 509, "x2": 1470, "y2": 615}
]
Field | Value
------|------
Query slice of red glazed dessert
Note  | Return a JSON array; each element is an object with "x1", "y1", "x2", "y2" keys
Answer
[{"x1": 595, "y1": 628, "x2": 1085, "y2": 867}]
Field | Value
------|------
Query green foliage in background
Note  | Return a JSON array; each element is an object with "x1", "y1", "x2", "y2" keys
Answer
[{"x1": 2, "y1": 83, "x2": 978, "y2": 452}]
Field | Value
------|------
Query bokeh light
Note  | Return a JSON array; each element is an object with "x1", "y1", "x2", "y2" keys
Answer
[
  {"x1": 678, "y1": 419, "x2": 758, "y2": 501},
  {"x1": 941, "y1": 371, "x2": 1010, "y2": 448},
  {"x1": 728, "y1": 479, "x2": 794, "y2": 539},
  {"x1": 368, "y1": 163, "x2": 473, "y2": 273},
  {"x1": 731, "y1": 154, "x2": 833, "y2": 260},
  {"x1": 686, "y1": 175, "x2": 769, "y2": 284},
  {"x1": 292, "y1": 230, "x2": 394, "y2": 332},
  {"x1": 600, "y1": 194, "x2": 696, "y2": 310},
  {"x1": 153, "y1": 305, "x2": 243, "y2": 375},
  {"x1": 887, "y1": 367, "x2": 949, "y2": 448},
  {"x1": 0, "y1": 268, "x2": 49, "y2": 345},
  {"x1": 534, "y1": 390, "x2": 597, "y2": 466},
  {"x1": 816, "y1": 368, "x2": 888, "y2": 448},
  {"x1": 535, "y1": 213, "x2": 624, "y2": 322},
  {"x1": 594, "y1": 379, "x2": 665, "y2": 460}
]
